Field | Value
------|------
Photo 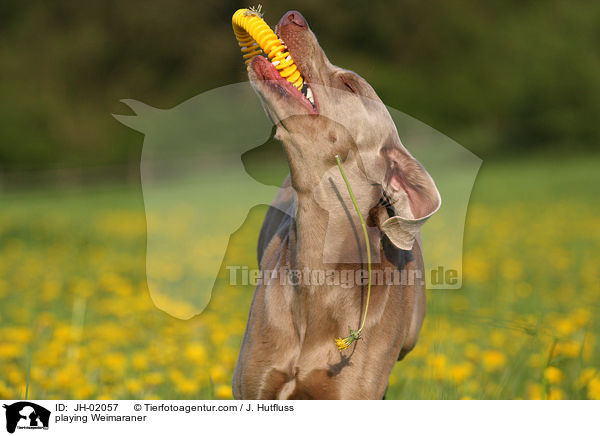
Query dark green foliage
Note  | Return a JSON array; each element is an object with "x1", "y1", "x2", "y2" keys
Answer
[{"x1": 1, "y1": 0, "x2": 599, "y2": 171}]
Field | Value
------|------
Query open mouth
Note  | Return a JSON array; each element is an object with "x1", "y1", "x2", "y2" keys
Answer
[{"x1": 249, "y1": 39, "x2": 318, "y2": 114}]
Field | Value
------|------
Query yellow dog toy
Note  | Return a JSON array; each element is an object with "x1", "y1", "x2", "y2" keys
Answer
[{"x1": 232, "y1": 6, "x2": 304, "y2": 90}]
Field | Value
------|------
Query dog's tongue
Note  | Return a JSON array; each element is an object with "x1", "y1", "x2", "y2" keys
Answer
[{"x1": 252, "y1": 56, "x2": 285, "y2": 82}]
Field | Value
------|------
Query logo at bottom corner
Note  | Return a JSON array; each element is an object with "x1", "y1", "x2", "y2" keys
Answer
[{"x1": 2, "y1": 402, "x2": 50, "y2": 434}]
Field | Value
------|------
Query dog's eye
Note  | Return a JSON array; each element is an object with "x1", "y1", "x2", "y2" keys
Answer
[{"x1": 341, "y1": 77, "x2": 357, "y2": 94}]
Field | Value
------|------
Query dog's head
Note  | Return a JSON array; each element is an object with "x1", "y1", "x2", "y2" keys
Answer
[{"x1": 248, "y1": 10, "x2": 440, "y2": 250}]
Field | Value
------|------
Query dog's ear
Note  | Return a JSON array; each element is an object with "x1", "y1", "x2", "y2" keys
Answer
[{"x1": 372, "y1": 138, "x2": 441, "y2": 250}]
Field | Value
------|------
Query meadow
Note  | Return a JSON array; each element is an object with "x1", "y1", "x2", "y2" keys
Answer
[{"x1": 0, "y1": 153, "x2": 598, "y2": 400}]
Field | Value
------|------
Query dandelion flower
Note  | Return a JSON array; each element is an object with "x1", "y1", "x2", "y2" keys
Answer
[
  {"x1": 334, "y1": 337, "x2": 351, "y2": 351},
  {"x1": 527, "y1": 383, "x2": 543, "y2": 400},
  {"x1": 144, "y1": 372, "x2": 165, "y2": 386},
  {"x1": 576, "y1": 368, "x2": 597, "y2": 389},
  {"x1": 184, "y1": 343, "x2": 207, "y2": 363},
  {"x1": 215, "y1": 384, "x2": 233, "y2": 399},
  {"x1": 482, "y1": 350, "x2": 507, "y2": 372},
  {"x1": 132, "y1": 352, "x2": 149, "y2": 371},
  {"x1": 0, "y1": 343, "x2": 22, "y2": 359},
  {"x1": 548, "y1": 387, "x2": 564, "y2": 400},
  {"x1": 588, "y1": 377, "x2": 600, "y2": 400},
  {"x1": 209, "y1": 365, "x2": 227, "y2": 383},
  {"x1": 544, "y1": 366, "x2": 563, "y2": 385},
  {"x1": 449, "y1": 362, "x2": 474, "y2": 383},
  {"x1": 554, "y1": 341, "x2": 580, "y2": 359},
  {"x1": 334, "y1": 329, "x2": 361, "y2": 351}
]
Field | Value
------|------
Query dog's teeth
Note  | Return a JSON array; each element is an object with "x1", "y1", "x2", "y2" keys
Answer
[
  {"x1": 285, "y1": 55, "x2": 291, "y2": 62},
  {"x1": 306, "y1": 87, "x2": 313, "y2": 101},
  {"x1": 272, "y1": 60, "x2": 280, "y2": 66}
]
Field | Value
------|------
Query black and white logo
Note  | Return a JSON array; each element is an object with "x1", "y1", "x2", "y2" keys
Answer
[{"x1": 2, "y1": 402, "x2": 50, "y2": 434}]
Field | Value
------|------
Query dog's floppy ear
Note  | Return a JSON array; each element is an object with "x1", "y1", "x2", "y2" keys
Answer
[{"x1": 374, "y1": 137, "x2": 441, "y2": 250}]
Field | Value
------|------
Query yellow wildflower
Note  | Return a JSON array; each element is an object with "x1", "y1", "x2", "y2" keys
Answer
[
  {"x1": 209, "y1": 365, "x2": 227, "y2": 384},
  {"x1": 6, "y1": 366, "x2": 24, "y2": 386},
  {"x1": 215, "y1": 384, "x2": 233, "y2": 399},
  {"x1": 74, "y1": 383, "x2": 96, "y2": 398},
  {"x1": 334, "y1": 337, "x2": 351, "y2": 351},
  {"x1": 0, "y1": 343, "x2": 23, "y2": 359},
  {"x1": 104, "y1": 352, "x2": 127, "y2": 377},
  {"x1": 449, "y1": 362, "x2": 474, "y2": 384},
  {"x1": 143, "y1": 372, "x2": 165, "y2": 386},
  {"x1": 554, "y1": 318, "x2": 576, "y2": 337},
  {"x1": 0, "y1": 381, "x2": 13, "y2": 398},
  {"x1": 184, "y1": 343, "x2": 207, "y2": 363},
  {"x1": 2, "y1": 327, "x2": 32, "y2": 344},
  {"x1": 125, "y1": 379, "x2": 144, "y2": 394},
  {"x1": 527, "y1": 383, "x2": 543, "y2": 400},
  {"x1": 132, "y1": 352, "x2": 149, "y2": 371},
  {"x1": 428, "y1": 354, "x2": 447, "y2": 380},
  {"x1": 588, "y1": 377, "x2": 600, "y2": 400},
  {"x1": 210, "y1": 329, "x2": 230, "y2": 346},
  {"x1": 221, "y1": 348, "x2": 238, "y2": 366},
  {"x1": 544, "y1": 366, "x2": 563, "y2": 384},
  {"x1": 548, "y1": 387, "x2": 564, "y2": 400},
  {"x1": 482, "y1": 350, "x2": 507, "y2": 372},
  {"x1": 175, "y1": 378, "x2": 198, "y2": 395},
  {"x1": 554, "y1": 341, "x2": 580, "y2": 359},
  {"x1": 575, "y1": 368, "x2": 597, "y2": 389},
  {"x1": 572, "y1": 308, "x2": 591, "y2": 328},
  {"x1": 463, "y1": 255, "x2": 490, "y2": 282}
]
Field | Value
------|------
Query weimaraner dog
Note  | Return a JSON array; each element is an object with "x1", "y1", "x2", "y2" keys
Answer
[{"x1": 233, "y1": 10, "x2": 441, "y2": 399}]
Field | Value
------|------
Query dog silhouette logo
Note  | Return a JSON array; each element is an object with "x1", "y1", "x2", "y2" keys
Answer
[
  {"x1": 113, "y1": 83, "x2": 481, "y2": 320},
  {"x1": 2, "y1": 402, "x2": 50, "y2": 434}
]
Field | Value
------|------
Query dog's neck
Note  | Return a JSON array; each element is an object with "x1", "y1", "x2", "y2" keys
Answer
[
  {"x1": 276, "y1": 124, "x2": 384, "y2": 280},
  {"x1": 286, "y1": 167, "x2": 381, "y2": 278},
  {"x1": 288, "y1": 192, "x2": 331, "y2": 273}
]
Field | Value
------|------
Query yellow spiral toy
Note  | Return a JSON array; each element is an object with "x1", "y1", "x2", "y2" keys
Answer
[{"x1": 232, "y1": 6, "x2": 304, "y2": 90}]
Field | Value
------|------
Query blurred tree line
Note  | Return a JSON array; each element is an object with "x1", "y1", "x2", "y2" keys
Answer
[{"x1": 1, "y1": 0, "x2": 599, "y2": 172}]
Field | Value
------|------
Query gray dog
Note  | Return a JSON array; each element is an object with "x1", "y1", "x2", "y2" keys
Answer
[{"x1": 233, "y1": 10, "x2": 441, "y2": 399}]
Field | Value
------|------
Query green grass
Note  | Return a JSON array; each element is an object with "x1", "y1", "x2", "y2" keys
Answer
[{"x1": 0, "y1": 153, "x2": 598, "y2": 399}]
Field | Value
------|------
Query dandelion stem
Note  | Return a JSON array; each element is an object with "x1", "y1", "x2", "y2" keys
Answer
[{"x1": 335, "y1": 155, "x2": 372, "y2": 335}]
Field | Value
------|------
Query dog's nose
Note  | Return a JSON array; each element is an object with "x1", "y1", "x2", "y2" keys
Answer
[{"x1": 278, "y1": 10, "x2": 308, "y2": 29}]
